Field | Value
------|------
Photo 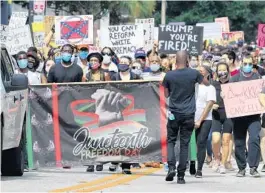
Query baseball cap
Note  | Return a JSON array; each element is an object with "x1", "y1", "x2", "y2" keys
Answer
[{"x1": 134, "y1": 49, "x2": 146, "y2": 59}]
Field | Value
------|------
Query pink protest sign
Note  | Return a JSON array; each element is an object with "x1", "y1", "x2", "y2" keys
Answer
[
  {"x1": 215, "y1": 17, "x2": 230, "y2": 32},
  {"x1": 258, "y1": 24, "x2": 265, "y2": 47},
  {"x1": 221, "y1": 79, "x2": 265, "y2": 118}
]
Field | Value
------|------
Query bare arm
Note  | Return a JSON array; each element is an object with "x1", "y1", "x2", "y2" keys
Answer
[
  {"x1": 195, "y1": 100, "x2": 214, "y2": 128},
  {"x1": 164, "y1": 88, "x2": 169, "y2": 98}
]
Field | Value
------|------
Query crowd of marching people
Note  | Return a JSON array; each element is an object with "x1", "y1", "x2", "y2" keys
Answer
[{"x1": 11, "y1": 24, "x2": 265, "y2": 183}]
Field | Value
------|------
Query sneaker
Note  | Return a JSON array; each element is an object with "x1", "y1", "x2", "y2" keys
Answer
[
  {"x1": 261, "y1": 165, "x2": 265, "y2": 172},
  {"x1": 86, "y1": 165, "x2": 94, "y2": 172},
  {"x1": 212, "y1": 161, "x2": 220, "y2": 172},
  {"x1": 132, "y1": 163, "x2": 141, "y2": 169},
  {"x1": 195, "y1": 170, "x2": 202, "y2": 178},
  {"x1": 219, "y1": 164, "x2": 226, "y2": 174},
  {"x1": 96, "y1": 165, "x2": 103, "y2": 171},
  {"x1": 109, "y1": 164, "x2": 118, "y2": 172},
  {"x1": 250, "y1": 167, "x2": 260, "y2": 178},
  {"x1": 189, "y1": 161, "x2": 196, "y2": 175},
  {"x1": 122, "y1": 169, "x2": 132, "y2": 175},
  {"x1": 165, "y1": 169, "x2": 176, "y2": 181},
  {"x1": 236, "y1": 169, "x2": 246, "y2": 177},
  {"x1": 177, "y1": 176, "x2": 185, "y2": 184},
  {"x1": 225, "y1": 162, "x2": 235, "y2": 171}
]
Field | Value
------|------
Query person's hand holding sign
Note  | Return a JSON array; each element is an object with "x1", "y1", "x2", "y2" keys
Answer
[
  {"x1": 92, "y1": 89, "x2": 128, "y2": 126},
  {"x1": 212, "y1": 104, "x2": 219, "y2": 110}
]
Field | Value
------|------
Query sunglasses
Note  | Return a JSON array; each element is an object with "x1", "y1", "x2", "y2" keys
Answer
[
  {"x1": 243, "y1": 63, "x2": 253, "y2": 66},
  {"x1": 132, "y1": 66, "x2": 141, "y2": 70},
  {"x1": 102, "y1": 52, "x2": 111, "y2": 56}
]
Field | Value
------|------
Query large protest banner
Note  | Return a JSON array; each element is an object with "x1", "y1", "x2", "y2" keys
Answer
[
  {"x1": 100, "y1": 25, "x2": 144, "y2": 57},
  {"x1": 26, "y1": 82, "x2": 167, "y2": 168},
  {"x1": 6, "y1": 25, "x2": 33, "y2": 55},
  {"x1": 221, "y1": 79, "x2": 265, "y2": 118},
  {"x1": 196, "y1": 22, "x2": 222, "y2": 41},
  {"x1": 55, "y1": 15, "x2": 93, "y2": 46},
  {"x1": 258, "y1": 24, "x2": 265, "y2": 47},
  {"x1": 0, "y1": 25, "x2": 8, "y2": 44},
  {"x1": 215, "y1": 17, "x2": 230, "y2": 32},
  {"x1": 9, "y1": 12, "x2": 28, "y2": 30},
  {"x1": 135, "y1": 18, "x2": 155, "y2": 51},
  {"x1": 158, "y1": 25, "x2": 204, "y2": 55}
]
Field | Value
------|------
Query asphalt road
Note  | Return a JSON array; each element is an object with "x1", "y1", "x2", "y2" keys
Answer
[{"x1": 1, "y1": 163, "x2": 265, "y2": 192}]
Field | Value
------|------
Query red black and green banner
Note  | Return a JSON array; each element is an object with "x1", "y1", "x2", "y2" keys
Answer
[{"x1": 26, "y1": 81, "x2": 167, "y2": 168}]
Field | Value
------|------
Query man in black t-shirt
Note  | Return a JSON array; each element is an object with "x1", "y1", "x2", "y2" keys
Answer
[
  {"x1": 162, "y1": 51, "x2": 209, "y2": 184},
  {"x1": 48, "y1": 44, "x2": 83, "y2": 83}
]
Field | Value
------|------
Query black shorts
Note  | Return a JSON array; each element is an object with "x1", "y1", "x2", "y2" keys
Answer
[
  {"x1": 212, "y1": 109, "x2": 233, "y2": 133},
  {"x1": 262, "y1": 113, "x2": 265, "y2": 128}
]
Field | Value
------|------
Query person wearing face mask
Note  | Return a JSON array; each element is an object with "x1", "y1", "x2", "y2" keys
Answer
[
  {"x1": 27, "y1": 51, "x2": 47, "y2": 84},
  {"x1": 142, "y1": 55, "x2": 165, "y2": 81},
  {"x1": 16, "y1": 51, "x2": 29, "y2": 74},
  {"x1": 131, "y1": 62, "x2": 143, "y2": 77},
  {"x1": 111, "y1": 56, "x2": 141, "y2": 81},
  {"x1": 101, "y1": 47, "x2": 119, "y2": 65},
  {"x1": 76, "y1": 46, "x2": 90, "y2": 80},
  {"x1": 226, "y1": 55, "x2": 261, "y2": 178},
  {"x1": 101, "y1": 48, "x2": 118, "y2": 79},
  {"x1": 256, "y1": 49, "x2": 265, "y2": 77},
  {"x1": 47, "y1": 44, "x2": 83, "y2": 83},
  {"x1": 211, "y1": 62, "x2": 234, "y2": 174},
  {"x1": 135, "y1": 49, "x2": 151, "y2": 73},
  {"x1": 85, "y1": 52, "x2": 108, "y2": 82}
]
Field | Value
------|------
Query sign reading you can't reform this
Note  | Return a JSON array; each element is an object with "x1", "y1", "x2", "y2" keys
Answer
[{"x1": 158, "y1": 25, "x2": 204, "y2": 55}]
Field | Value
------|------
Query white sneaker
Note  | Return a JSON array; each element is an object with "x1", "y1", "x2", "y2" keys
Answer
[
  {"x1": 219, "y1": 164, "x2": 226, "y2": 174},
  {"x1": 212, "y1": 161, "x2": 220, "y2": 172}
]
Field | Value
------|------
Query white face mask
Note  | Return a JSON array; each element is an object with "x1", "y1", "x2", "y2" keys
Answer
[{"x1": 102, "y1": 55, "x2": 111, "y2": 64}]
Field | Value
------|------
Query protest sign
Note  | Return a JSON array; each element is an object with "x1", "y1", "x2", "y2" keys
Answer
[
  {"x1": 27, "y1": 81, "x2": 167, "y2": 167},
  {"x1": 196, "y1": 22, "x2": 222, "y2": 40},
  {"x1": 88, "y1": 45, "x2": 100, "y2": 53},
  {"x1": 222, "y1": 31, "x2": 244, "y2": 45},
  {"x1": 258, "y1": 24, "x2": 265, "y2": 47},
  {"x1": 154, "y1": 27, "x2": 159, "y2": 41},
  {"x1": 158, "y1": 25, "x2": 204, "y2": 55},
  {"x1": 55, "y1": 15, "x2": 93, "y2": 45},
  {"x1": 215, "y1": 17, "x2": 230, "y2": 32},
  {"x1": 135, "y1": 18, "x2": 155, "y2": 51},
  {"x1": 33, "y1": 0, "x2": 46, "y2": 14},
  {"x1": 6, "y1": 25, "x2": 33, "y2": 55},
  {"x1": 221, "y1": 79, "x2": 265, "y2": 118},
  {"x1": 33, "y1": 32, "x2": 45, "y2": 48},
  {"x1": 0, "y1": 25, "x2": 8, "y2": 44},
  {"x1": 100, "y1": 25, "x2": 144, "y2": 57},
  {"x1": 9, "y1": 12, "x2": 28, "y2": 29}
]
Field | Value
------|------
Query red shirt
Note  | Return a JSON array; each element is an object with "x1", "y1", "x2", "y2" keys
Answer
[{"x1": 230, "y1": 69, "x2": 240, "y2": 76}]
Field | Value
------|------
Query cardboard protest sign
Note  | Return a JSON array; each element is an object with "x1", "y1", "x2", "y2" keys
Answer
[
  {"x1": 100, "y1": 25, "x2": 144, "y2": 57},
  {"x1": 0, "y1": 25, "x2": 8, "y2": 44},
  {"x1": 215, "y1": 17, "x2": 230, "y2": 32},
  {"x1": 154, "y1": 27, "x2": 159, "y2": 41},
  {"x1": 135, "y1": 18, "x2": 155, "y2": 51},
  {"x1": 55, "y1": 15, "x2": 93, "y2": 46},
  {"x1": 6, "y1": 25, "x2": 33, "y2": 55},
  {"x1": 33, "y1": 32, "x2": 45, "y2": 48},
  {"x1": 168, "y1": 22, "x2": 185, "y2": 25},
  {"x1": 258, "y1": 24, "x2": 265, "y2": 47},
  {"x1": 27, "y1": 82, "x2": 167, "y2": 167},
  {"x1": 196, "y1": 22, "x2": 222, "y2": 40},
  {"x1": 158, "y1": 25, "x2": 204, "y2": 55},
  {"x1": 88, "y1": 45, "x2": 100, "y2": 53},
  {"x1": 222, "y1": 31, "x2": 244, "y2": 45},
  {"x1": 221, "y1": 79, "x2": 265, "y2": 118},
  {"x1": 9, "y1": 12, "x2": 28, "y2": 29}
]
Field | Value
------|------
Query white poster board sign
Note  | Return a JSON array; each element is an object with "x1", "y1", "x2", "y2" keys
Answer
[
  {"x1": 9, "y1": 12, "x2": 28, "y2": 29},
  {"x1": 55, "y1": 15, "x2": 93, "y2": 46},
  {"x1": 154, "y1": 27, "x2": 159, "y2": 41},
  {"x1": 135, "y1": 18, "x2": 154, "y2": 51},
  {"x1": 100, "y1": 25, "x2": 144, "y2": 57},
  {"x1": 0, "y1": 25, "x2": 9, "y2": 44},
  {"x1": 6, "y1": 25, "x2": 33, "y2": 55},
  {"x1": 196, "y1": 22, "x2": 222, "y2": 40}
]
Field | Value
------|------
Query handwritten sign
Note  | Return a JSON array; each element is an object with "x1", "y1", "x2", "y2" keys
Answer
[
  {"x1": 158, "y1": 25, "x2": 204, "y2": 55},
  {"x1": 135, "y1": 18, "x2": 154, "y2": 51},
  {"x1": 222, "y1": 31, "x2": 244, "y2": 45},
  {"x1": 258, "y1": 24, "x2": 265, "y2": 47},
  {"x1": 6, "y1": 25, "x2": 33, "y2": 55},
  {"x1": 9, "y1": 12, "x2": 28, "y2": 29},
  {"x1": 0, "y1": 25, "x2": 8, "y2": 44},
  {"x1": 221, "y1": 79, "x2": 265, "y2": 118},
  {"x1": 196, "y1": 22, "x2": 222, "y2": 40},
  {"x1": 100, "y1": 25, "x2": 144, "y2": 57},
  {"x1": 33, "y1": 0, "x2": 46, "y2": 14},
  {"x1": 33, "y1": 32, "x2": 45, "y2": 48},
  {"x1": 55, "y1": 15, "x2": 93, "y2": 45},
  {"x1": 215, "y1": 17, "x2": 230, "y2": 32}
]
